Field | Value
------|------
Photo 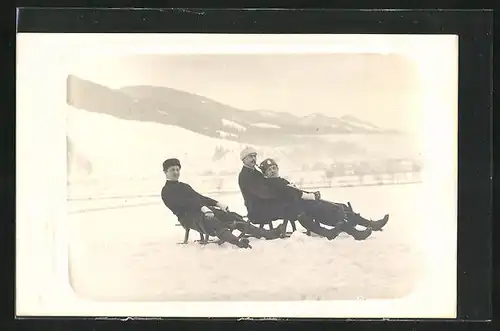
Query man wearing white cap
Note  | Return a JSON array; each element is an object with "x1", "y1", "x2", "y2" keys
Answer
[{"x1": 237, "y1": 147, "x2": 342, "y2": 240}]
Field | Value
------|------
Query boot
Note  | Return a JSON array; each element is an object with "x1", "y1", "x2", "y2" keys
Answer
[
  {"x1": 272, "y1": 223, "x2": 288, "y2": 239},
  {"x1": 235, "y1": 222, "x2": 286, "y2": 240},
  {"x1": 216, "y1": 228, "x2": 252, "y2": 249},
  {"x1": 370, "y1": 214, "x2": 389, "y2": 231},
  {"x1": 336, "y1": 220, "x2": 372, "y2": 240},
  {"x1": 297, "y1": 213, "x2": 341, "y2": 241},
  {"x1": 345, "y1": 202, "x2": 389, "y2": 232},
  {"x1": 236, "y1": 237, "x2": 252, "y2": 249}
]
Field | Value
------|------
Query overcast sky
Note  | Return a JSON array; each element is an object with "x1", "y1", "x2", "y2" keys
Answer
[{"x1": 68, "y1": 53, "x2": 423, "y2": 131}]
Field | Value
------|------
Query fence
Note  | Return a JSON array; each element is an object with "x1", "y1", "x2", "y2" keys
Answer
[{"x1": 67, "y1": 170, "x2": 422, "y2": 202}]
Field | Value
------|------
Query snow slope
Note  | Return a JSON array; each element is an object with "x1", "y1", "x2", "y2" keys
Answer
[
  {"x1": 67, "y1": 107, "x2": 252, "y2": 180},
  {"x1": 251, "y1": 122, "x2": 281, "y2": 129},
  {"x1": 221, "y1": 118, "x2": 247, "y2": 132},
  {"x1": 66, "y1": 106, "x2": 308, "y2": 199}
]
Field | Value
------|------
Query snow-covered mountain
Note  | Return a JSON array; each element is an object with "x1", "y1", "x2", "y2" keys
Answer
[
  {"x1": 66, "y1": 75, "x2": 419, "y2": 189},
  {"x1": 66, "y1": 75, "x2": 394, "y2": 148}
]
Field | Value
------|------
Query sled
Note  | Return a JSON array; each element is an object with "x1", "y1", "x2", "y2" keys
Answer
[
  {"x1": 238, "y1": 232, "x2": 292, "y2": 240},
  {"x1": 176, "y1": 238, "x2": 223, "y2": 245},
  {"x1": 176, "y1": 224, "x2": 215, "y2": 245},
  {"x1": 247, "y1": 217, "x2": 297, "y2": 234},
  {"x1": 302, "y1": 231, "x2": 321, "y2": 237}
]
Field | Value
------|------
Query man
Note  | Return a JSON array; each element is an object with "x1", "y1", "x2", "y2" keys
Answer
[
  {"x1": 258, "y1": 157, "x2": 390, "y2": 240},
  {"x1": 160, "y1": 158, "x2": 286, "y2": 249},
  {"x1": 237, "y1": 147, "x2": 343, "y2": 240}
]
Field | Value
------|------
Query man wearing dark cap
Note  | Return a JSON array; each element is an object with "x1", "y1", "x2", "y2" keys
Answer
[
  {"x1": 259, "y1": 158, "x2": 390, "y2": 240},
  {"x1": 160, "y1": 158, "x2": 286, "y2": 248},
  {"x1": 237, "y1": 147, "x2": 344, "y2": 240}
]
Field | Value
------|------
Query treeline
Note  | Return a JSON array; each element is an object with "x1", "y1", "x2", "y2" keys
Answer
[{"x1": 196, "y1": 158, "x2": 423, "y2": 193}]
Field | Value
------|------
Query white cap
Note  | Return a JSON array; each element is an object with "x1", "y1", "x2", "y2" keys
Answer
[{"x1": 240, "y1": 146, "x2": 257, "y2": 160}]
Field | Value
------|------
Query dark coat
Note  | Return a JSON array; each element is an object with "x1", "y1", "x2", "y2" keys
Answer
[
  {"x1": 238, "y1": 167, "x2": 302, "y2": 223},
  {"x1": 161, "y1": 180, "x2": 219, "y2": 230},
  {"x1": 264, "y1": 177, "x2": 304, "y2": 201},
  {"x1": 263, "y1": 176, "x2": 346, "y2": 226}
]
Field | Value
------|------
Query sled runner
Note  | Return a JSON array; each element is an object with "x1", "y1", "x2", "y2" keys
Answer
[
  {"x1": 224, "y1": 212, "x2": 292, "y2": 240},
  {"x1": 175, "y1": 224, "x2": 213, "y2": 244},
  {"x1": 176, "y1": 238, "x2": 222, "y2": 245},
  {"x1": 247, "y1": 217, "x2": 297, "y2": 235},
  {"x1": 175, "y1": 210, "x2": 295, "y2": 245}
]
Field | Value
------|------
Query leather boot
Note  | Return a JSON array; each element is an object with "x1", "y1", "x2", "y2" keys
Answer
[
  {"x1": 216, "y1": 228, "x2": 252, "y2": 248},
  {"x1": 297, "y1": 213, "x2": 341, "y2": 240},
  {"x1": 235, "y1": 222, "x2": 286, "y2": 240},
  {"x1": 345, "y1": 202, "x2": 389, "y2": 231},
  {"x1": 336, "y1": 220, "x2": 372, "y2": 240}
]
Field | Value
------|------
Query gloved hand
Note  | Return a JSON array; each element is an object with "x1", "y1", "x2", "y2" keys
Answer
[
  {"x1": 236, "y1": 237, "x2": 252, "y2": 249},
  {"x1": 204, "y1": 211, "x2": 215, "y2": 221},
  {"x1": 302, "y1": 192, "x2": 316, "y2": 200},
  {"x1": 216, "y1": 202, "x2": 229, "y2": 212},
  {"x1": 201, "y1": 206, "x2": 215, "y2": 220}
]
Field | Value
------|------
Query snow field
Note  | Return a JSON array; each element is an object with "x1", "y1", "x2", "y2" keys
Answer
[{"x1": 67, "y1": 183, "x2": 426, "y2": 302}]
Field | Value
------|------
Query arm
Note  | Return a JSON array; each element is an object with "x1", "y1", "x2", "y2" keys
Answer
[
  {"x1": 266, "y1": 178, "x2": 303, "y2": 200},
  {"x1": 301, "y1": 192, "x2": 317, "y2": 200},
  {"x1": 162, "y1": 184, "x2": 217, "y2": 216},
  {"x1": 185, "y1": 184, "x2": 225, "y2": 212},
  {"x1": 299, "y1": 187, "x2": 321, "y2": 200},
  {"x1": 185, "y1": 184, "x2": 230, "y2": 211},
  {"x1": 283, "y1": 179, "x2": 320, "y2": 200},
  {"x1": 190, "y1": 187, "x2": 219, "y2": 207}
]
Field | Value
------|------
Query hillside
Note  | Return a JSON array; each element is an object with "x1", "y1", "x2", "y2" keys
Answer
[
  {"x1": 66, "y1": 104, "x2": 372, "y2": 181},
  {"x1": 65, "y1": 75, "x2": 400, "y2": 177}
]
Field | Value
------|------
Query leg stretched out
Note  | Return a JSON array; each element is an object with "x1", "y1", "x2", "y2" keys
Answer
[
  {"x1": 212, "y1": 209, "x2": 287, "y2": 240},
  {"x1": 299, "y1": 199, "x2": 388, "y2": 239},
  {"x1": 180, "y1": 212, "x2": 252, "y2": 248}
]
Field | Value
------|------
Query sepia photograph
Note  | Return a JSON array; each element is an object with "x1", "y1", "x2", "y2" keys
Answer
[{"x1": 16, "y1": 33, "x2": 458, "y2": 318}]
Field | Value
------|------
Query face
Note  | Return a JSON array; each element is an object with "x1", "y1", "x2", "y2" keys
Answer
[
  {"x1": 165, "y1": 165, "x2": 180, "y2": 181},
  {"x1": 242, "y1": 153, "x2": 257, "y2": 168},
  {"x1": 264, "y1": 164, "x2": 279, "y2": 178}
]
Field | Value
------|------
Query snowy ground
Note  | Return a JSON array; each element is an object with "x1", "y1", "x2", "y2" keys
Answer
[{"x1": 67, "y1": 183, "x2": 426, "y2": 302}]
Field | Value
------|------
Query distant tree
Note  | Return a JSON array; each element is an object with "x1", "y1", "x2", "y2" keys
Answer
[
  {"x1": 201, "y1": 169, "x2": 215, "y2": 176},
  {"x1": 212, "y1": 145, "x2": 229, "y2": 161},
  {"x1": 324, "y1": 168, "x2": 335, "y2": 187},
  {"x1": 215, "y1": 178, "x2": 224, "y2": 192},
  {"x1": 82, "y1": 158, "x2": 93, "y2": 174},
  {"x1": 401, "y1": 160, "x2": 411, "y2": 180},
  {"x1": 374, "y1": 172, "x2": 384, "y2": 185},
  {"x1": 411, "y1": 161, "x2": 422, "y2": 173},
  {"x1": 410, "y1": 161, "x2": 423, "y2": 181},
  {"x1": 312, "y1": 162, "x2": 326, "y2": 171},
  {"x1": 332, "y1": 162, "x2": 346, "y2": 177},
  {"x1": 367, "y1": 160, "x2": 381, "y2": 185},
  {"x1": 354, "y1": 161, "x2": 371, "y2": 185},
  {"x1": 385, "y1": 158, "x2": 404, "y2": 183}
]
